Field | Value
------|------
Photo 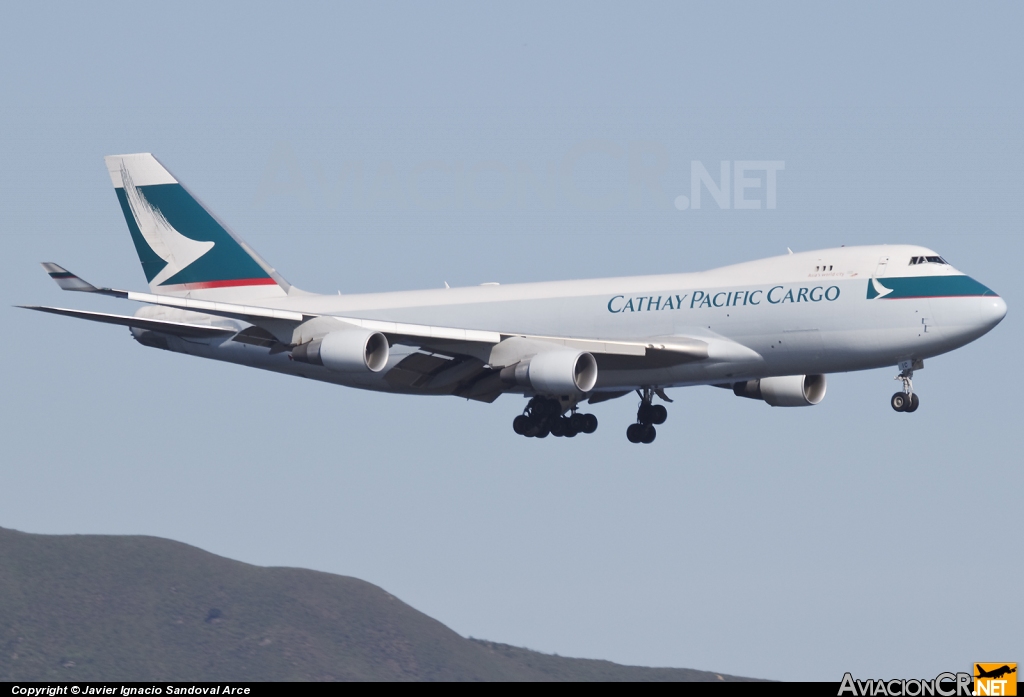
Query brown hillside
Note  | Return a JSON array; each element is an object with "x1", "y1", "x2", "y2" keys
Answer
[{"x1": 0, "y1": 527, "x2": 753, "y2": 681}]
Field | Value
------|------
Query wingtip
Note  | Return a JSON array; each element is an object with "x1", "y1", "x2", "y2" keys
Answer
[{"x1": 39, "y1": 263, "x2": 98, "y2": 292}]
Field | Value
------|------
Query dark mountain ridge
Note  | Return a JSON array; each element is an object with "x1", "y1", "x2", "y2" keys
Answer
[{"x1": 0, "y1": 527, "x2": 753, "y2": 681}]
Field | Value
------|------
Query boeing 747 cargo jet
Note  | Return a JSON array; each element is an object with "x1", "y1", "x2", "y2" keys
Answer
[{"x1": 24, "y1": 154, "x2": 1007, "y2": 443}]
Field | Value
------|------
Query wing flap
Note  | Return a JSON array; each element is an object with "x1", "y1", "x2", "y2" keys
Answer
[{"x1": 383, "y1": 350, "x2": 504, "y2": 402}]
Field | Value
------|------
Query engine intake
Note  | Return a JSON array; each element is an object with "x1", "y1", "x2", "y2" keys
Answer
[
  {"x1": 291, "y1": 329, "x2": 390, "y2": 373},
  {"x1": 733, "y1": 374, "x2": 826, "y2": 407},
  {"x1": 501, "y1": 350, "x2": 598, "y2": 396}
]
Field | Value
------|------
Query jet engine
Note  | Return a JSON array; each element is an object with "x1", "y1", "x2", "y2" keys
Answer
[
  {"x1": 501, "y1": 350, "x2": 598, "y2": 396},
  {"x1": 732, "y1": 374, "x2": 826, "y2": 407},
  {"x1": 291, "y1": 329, "x2": 390, "y2": 373}
]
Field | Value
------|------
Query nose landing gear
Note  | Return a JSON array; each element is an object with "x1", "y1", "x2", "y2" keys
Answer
[
  {"x1": 891, "y1": 360, "x2": 922, "y2": 413},
  {"x1": 512, "y1": 396, "x2": 598, "y2": 439},
  {"x1": 626, "y1": 388, "x2": 669, "y2": 444}
]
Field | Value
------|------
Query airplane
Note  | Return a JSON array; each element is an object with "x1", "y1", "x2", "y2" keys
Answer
[
  {"x1": 975, "y1": 665, "x2": 1016, "y2": 680},
  {"x1": 22, "y1": 153, "x2": 1007, "y2": 443}
]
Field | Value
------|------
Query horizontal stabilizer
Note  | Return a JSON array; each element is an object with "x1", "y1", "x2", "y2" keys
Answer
[{"x1": 19, "y1": 306, "x2": 236, "y2": 338}]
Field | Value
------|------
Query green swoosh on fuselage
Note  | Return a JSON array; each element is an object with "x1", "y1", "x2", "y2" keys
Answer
[{"x1": 867, "y1": 275, "x2": 996, "y2": 300}]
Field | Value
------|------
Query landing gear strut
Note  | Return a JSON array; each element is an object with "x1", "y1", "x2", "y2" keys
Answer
[
  {"x1": 626, "y1": 388, "x2": 668, "y2": 444},
  {"x1": 513, "y1": 396, "x2": 598, "y2": 439},
  {"x1": 891, "y1": 360, "x2": 921, "y2": 413}
]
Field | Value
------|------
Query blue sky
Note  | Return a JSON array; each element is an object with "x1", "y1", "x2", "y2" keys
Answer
[{"x1": 1, "y1": 2, "x2": 1020, "y2": 680}]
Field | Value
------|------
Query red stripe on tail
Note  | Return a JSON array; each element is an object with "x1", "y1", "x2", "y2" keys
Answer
[{"x1": 161, "y1": 278, "x2": 279, "y2": 290}]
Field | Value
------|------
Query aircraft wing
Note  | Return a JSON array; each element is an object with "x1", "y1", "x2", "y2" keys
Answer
[{"x1": 38, "y1": 263, "x2": 761, "y2": 369}]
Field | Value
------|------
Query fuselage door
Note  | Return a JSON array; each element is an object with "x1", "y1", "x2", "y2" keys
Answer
[{"x1": 874, "y1": 256, "x2": 890, "y2": 278}]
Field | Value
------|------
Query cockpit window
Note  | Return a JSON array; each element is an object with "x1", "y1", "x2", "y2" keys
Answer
[{"x1": 909, "y1": 256, "x2": 949, "y2": 265}]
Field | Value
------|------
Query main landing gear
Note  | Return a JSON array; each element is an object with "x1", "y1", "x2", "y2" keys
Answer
[
  {"x1": 626, "y1": 388, "x2": 668, "y2": 444},
  {"x1": 891, "y1": 360, "x2": 921, "y2": 413},
  {"x1": 512, "y1": 396, "x2": 598, "y2": 439}
]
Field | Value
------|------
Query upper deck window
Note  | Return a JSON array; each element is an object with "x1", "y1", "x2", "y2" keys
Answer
[{"x1": 909, "y1": 256, "x2": 949, "y2": 265}]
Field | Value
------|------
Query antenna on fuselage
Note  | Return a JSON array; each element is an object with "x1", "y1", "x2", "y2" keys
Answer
[{"x1": 787, "y1": 247, "x2": 794, "y2": 254}]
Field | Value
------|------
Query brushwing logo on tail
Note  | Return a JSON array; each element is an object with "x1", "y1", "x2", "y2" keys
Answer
[{"x1": 120, "y1": 165, "x2": 214, "y2": 286}]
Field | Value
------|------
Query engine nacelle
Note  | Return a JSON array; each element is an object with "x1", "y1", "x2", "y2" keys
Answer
[
  {"x1": 291, "y1": 329, "x2": 390, "y2": 373},
  {"x1": 733, "y1": 374, "x2": 827, "y2": 407},
  {"x1": 501, "y1": 350, "x2": 598, "y2": 396}
]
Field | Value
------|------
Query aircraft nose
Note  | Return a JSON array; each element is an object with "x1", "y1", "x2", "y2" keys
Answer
[{"x1": 979, "y1": 295, "x2": 1007, "y2": 331}]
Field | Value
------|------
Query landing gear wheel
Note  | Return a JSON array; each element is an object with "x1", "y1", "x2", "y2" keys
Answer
[
  {"x1": 517, "y1": 396, "x2": 600, "y2": 441},
  {"x1": 631, "y1": 388, "x2": 667, "y2": 442},
  {"x1": 892, "y1": 362, "x2": 922, "y2": 414}
]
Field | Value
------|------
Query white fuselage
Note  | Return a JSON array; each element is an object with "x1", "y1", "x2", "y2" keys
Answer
[{"x1": 135, "y1": 244, "x2": 1006, "y2": 396}]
